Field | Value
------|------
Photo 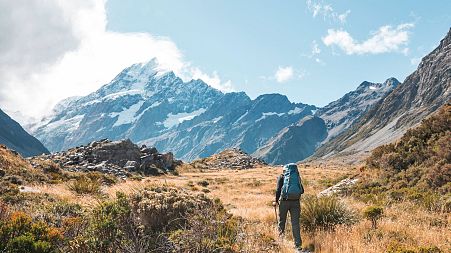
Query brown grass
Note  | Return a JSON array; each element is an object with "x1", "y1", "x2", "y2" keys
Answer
[{"x1": 31, "y1": 164, "x2": 450, "y2": 252}]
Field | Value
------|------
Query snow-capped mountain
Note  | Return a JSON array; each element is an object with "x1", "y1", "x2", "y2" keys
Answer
[
  {"x1": 32, "y1": 59, "x2": 223, "y2": 152},
  {"x1": 144, "y1": 92, "x2": 316, "y2": 160},
  {"x1": 32, "y1": 58, "x2": 316, "y2": 161},
  {"x1": 252, "y1": 78, "x2": 399, "y2": 164},
  {"x1": 316, "y1": 77, "x2": 400, "y2": 142}
]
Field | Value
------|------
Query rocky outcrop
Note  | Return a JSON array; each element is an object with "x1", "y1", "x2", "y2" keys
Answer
[
  {"x1": 190, "y1": 148, "x2": 267, "y2": 170},
  {"x1": 318, "y1": 178, "x2": 359, "y2": 197},
  {"x1": 31, "y1": 139, "x2": 181, "y2": 179},
  {"x1": 0, "y1": 109, "x2": 49, "y2": 157},
  {"x1": 314, "y1": 28, "x2": 451, "y2": 160}
]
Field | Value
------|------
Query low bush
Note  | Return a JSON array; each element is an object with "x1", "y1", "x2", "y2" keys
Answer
[
  {"x1": 0, "y1": 210, "x2": 63, "y2": 253},
  {"x1": 130, "y1": 186, "x2": 212, "y2": 231},
  {"x1": 300, "y1": 195, "x2": 357, "y2": 233},
  {"x1": 197, "y1": 180, "x2": 210, "y2": 187},
  {"x1": 68, "y1": 176, "x2": 101, "y2": 195},
  {"x1": 363, "y1": 205, "x2": 384, "y2": 229},
  {"x1": 169, "y1": 200, "x2": 242, "y2": 252}
]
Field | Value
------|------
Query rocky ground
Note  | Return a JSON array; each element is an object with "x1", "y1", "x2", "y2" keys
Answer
[
  {"x1": 189, "y1": 148, "x2": 267, "y2": 170},
  {"x1": 29, "y1": 139, "x2": 181, "y2": 179}
]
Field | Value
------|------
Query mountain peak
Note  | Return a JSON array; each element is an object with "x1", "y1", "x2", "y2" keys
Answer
[{"x1": 383, "y1": 77, "x2": 400, "y2": 87}]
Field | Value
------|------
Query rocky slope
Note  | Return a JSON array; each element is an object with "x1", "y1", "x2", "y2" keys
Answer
[
  {"x1": 254, "y1": 116, "x2": 327, "y2": 164},
  {"x1": 253, "y1": 78, "x2": 398, "y2": 164},
  {"x1": 314, "y1": 28, "x2": 451, "y2": 159},
  {"x1": 0, "y1": 109, "x2": 49, "y2": 157},
  {"x1": 316, "y1": 77, "x2": 400, "y2": 142}
]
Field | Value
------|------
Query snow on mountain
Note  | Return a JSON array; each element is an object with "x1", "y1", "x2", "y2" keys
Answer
[
  {"x1": 253, "y1": 77, "x2": 399, "y2": 164},
  {"x1": 32, "y1": 58, "x2": 223, "y2": 152},
  {"x1": 315, "y1": 77, "x2": 400, "y2": 142},
  {"x1": 141, "y1": 92, "x2": 316, "y2": 161}
]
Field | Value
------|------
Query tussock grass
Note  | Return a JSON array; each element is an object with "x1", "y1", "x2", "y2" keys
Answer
[{"x1": 68, "y1": 176, "x2": 101, "y2": 195}]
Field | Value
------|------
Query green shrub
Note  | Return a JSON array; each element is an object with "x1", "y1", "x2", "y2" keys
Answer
[
  {"x1": 68, "y1": 176, "x2": 101, "y2": 195},
  {"x1": 363, "y1": 206, "x2": 383, "y2": 229},
  {"x1": 364, "y1": 105, "x2": 450, "y2": 198},
  {"x1": 0, "y1": 211, "x2": 62, "y2": 253},
  {"x1": 300, "y1": 195, "x2": 357, "y2": 233}
]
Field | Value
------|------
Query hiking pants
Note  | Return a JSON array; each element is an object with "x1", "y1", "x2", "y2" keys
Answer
[{"x1": 278, "y1": 199, "x2": 301, "y2": 248}]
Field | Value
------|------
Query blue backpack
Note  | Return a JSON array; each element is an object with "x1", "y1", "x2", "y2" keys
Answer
[{"x1": 281, "y1": 163, "x2": 304, "y2": 200}]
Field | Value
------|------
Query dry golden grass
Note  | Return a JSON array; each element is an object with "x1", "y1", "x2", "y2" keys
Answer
[{"x1": 32, "y1": 164, "x2": 450, "y2": 252}]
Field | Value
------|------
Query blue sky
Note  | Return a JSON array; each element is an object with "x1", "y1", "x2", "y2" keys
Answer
[
  {"x1": 1, "y1": 1, "x2": 450, "y2": 120},
  {"x1": 106, "y1": 0, "x2": 451, "y2": 106}
]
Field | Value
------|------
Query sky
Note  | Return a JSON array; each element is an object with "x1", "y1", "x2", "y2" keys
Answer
[{"x1": 0, "y1": 0, "x2": 450, "y2": 122}]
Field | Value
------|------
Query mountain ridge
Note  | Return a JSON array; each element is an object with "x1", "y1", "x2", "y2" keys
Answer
[
  {"x1": 314, "y1": 28, "x2": 451, "y2": 160},
  {"x1": 0, "y1": 109, "x2": 49, "y2": 157}
]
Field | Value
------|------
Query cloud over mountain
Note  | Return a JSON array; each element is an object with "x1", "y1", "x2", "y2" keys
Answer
[{"x1": 0, "y1": 0, "x2": 231, "y2": 120}]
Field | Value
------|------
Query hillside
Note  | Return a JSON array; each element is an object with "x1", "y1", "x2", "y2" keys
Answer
[
  {"x1": 0, "y1": 109, "x2": 49, "y2": 157},
  {"x1": 363, "y1": 104, "x2": 450, "y2": 194},
  {"x1": 254, "y1": 116, "x2": 327, "y2": 164},
  {"x1": 314, "y1": 28, "x2": 451, "y2": 160}
]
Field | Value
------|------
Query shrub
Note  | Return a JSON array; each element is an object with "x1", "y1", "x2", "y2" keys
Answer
[
  {"x1": 363, "y1": 105, "x2": 450, "y2": 198},
  {"x1": 68, "y1": 176, "x2": 101, "y2": 195},
  {"x1": 197, "y1": 180, "x2": 209, "y2": 187},
  {"x1": 71, "y1": 187, "x2": 237, "y2": 253},
  {"x1": 168, "y1": 201, "x2": 242, "y2": 252},
  {"x1": 363, "y1": 206, "x2": 383, "y2": 229},
  {"x1": 300, "y1": 195, "x2": 357, "y2": 233},
  {"x1": 0, "y1": 211, "x2": 62, "y2": 253},
  {"x1": 130, "y1": 186, "x2": 212, "y2": 231}
]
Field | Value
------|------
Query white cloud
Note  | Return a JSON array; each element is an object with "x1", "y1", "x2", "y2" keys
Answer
[
  {"x1": 190, "y1": 68, "x2": 234, "y2": 92},
  {"x1": 306, "y1": 0, "x2": 350, "y2": 24},
  {"x1": 0, "y1": 0, "x2": 232, "y2": 120},
  {"x1": 275, "y1": 66, "x2": 294, "y2": 83},
  {"x1": 338, "y1": 10, "x2": 351, "y2": 23},
  {"x1": 322, "y1": 23, "x2": 414, "y2": 55}
]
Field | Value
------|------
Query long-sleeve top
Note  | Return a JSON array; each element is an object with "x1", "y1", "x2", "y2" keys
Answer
[{"x1": 275, "y1": 174, "x2": 304, "y2": 202}]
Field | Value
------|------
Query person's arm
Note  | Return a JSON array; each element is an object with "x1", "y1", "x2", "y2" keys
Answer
[{"x1": 275, "y1": 175, "x2": 284, "y2": 203}]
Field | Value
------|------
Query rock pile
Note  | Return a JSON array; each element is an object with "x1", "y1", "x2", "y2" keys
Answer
[
  {"x1": 30, "y1": 139, "x2": 181, "y2": 179},
  {"x1": 191, "y1": 148, "x2": 267, "y2": 170},
  {"x1": 318, "y1": 178, "x2": 359, "y2": 197}
]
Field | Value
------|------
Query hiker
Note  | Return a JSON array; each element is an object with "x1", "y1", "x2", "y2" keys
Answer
[{"x1": 273, "y1": 163, "x2": 304, "y2": 251}]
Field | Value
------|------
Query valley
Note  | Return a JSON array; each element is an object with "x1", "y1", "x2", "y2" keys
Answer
[{"x1": 0, "y1": 3, "x2": 449, "y2": 251}]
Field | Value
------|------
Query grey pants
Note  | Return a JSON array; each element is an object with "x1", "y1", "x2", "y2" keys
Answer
[{"x1": 278, "y1": 200, "x2": 301, "y2": 248}]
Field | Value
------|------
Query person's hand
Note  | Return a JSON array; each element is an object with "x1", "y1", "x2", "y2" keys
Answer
[{"x1": 272, "y1": 201, "x2": 277, "y2": 206}]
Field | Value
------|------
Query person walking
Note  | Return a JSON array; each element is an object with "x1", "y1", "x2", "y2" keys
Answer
[{"x1": 273, "y1": 163, "x2": 304, "y2": 252}]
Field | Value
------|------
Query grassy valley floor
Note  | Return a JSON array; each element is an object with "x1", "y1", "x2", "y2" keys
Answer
[{"x1": 30, "y1": 164, "x2": 450, "y2": 252}]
